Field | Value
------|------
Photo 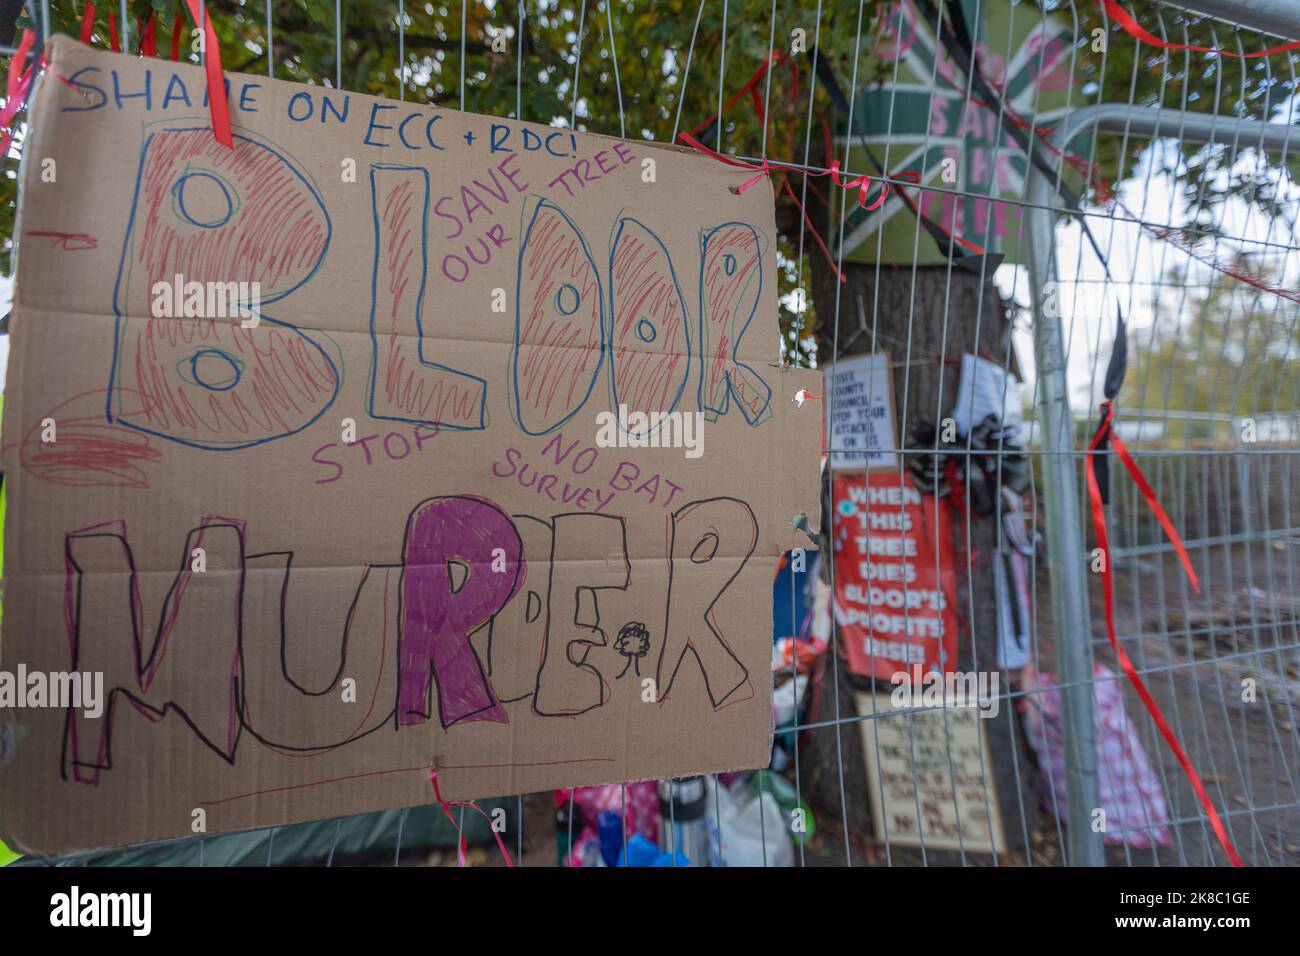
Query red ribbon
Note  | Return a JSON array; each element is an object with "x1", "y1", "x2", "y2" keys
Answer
[
  {"x1": 1086, "y1": 401, "x2": 1242, "y2": 866},
  {"x1": 5, "y1": 27, "x2": 32, "y2": 98},
  {"x1": 181, "y1": 0, "x2": 232, "y2": 147},
  {"x1": 80, "y1": 2, "x2": 96, "y2": 44},
  {"x1": 170, "y1": 5, "x2": 183, "y2": 62},
  {"x1": 139, "y1": 14, "x2": 158, "y2": 57},
  {"x1": 1103, "y1": 0, "x2": 1300, "y2": 58},
  {"x1": 429, "y1": 768, "x2": 515, "y2": 867},
  {"x1": 677, "y1": 131, "x2": 772, "y2": 190},
  {"x1": 0, "y1": 30, "x2": 36, "y2": 157},
  {"x1": 75, "y1": 3, "x2": 226, "y2": 149},
  {"x1": 827, "y1": 159, "x2": 888, "y2": 212},
  {"x1": 1107, "y1": 422, "x2": 1200, "y2": 592}
]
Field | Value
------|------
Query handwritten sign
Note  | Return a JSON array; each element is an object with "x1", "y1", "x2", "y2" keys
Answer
[
  {"x1": 826, "y1": 352, "x2": 897, "y2": 470},
  {"x1": 0, "y1": 38, "x2": 820, "y2": 854},
  {"x1": 831, "y1": 470, "x2": 958, "y2": 679},
  {"x1": 856, "y1": 692, "x2": 1006, "y2": 853}
]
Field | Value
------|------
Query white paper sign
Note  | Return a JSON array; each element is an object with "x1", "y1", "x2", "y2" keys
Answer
[
  {"x1": 827, "y1": 352, "x2": 897, "y2": 470},
  {"x1": 952, "y1": 353, "x2": 1025, "y2": 442}
]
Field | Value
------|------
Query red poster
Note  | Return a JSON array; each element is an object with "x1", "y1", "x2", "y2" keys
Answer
[{"x1": 831, "y1": 470, "x2": 959, "y2": 680}]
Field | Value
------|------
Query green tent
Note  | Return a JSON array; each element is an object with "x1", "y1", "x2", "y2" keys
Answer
[{"x1": 37, "y1": 802, "x2": 512, "y2": 867}]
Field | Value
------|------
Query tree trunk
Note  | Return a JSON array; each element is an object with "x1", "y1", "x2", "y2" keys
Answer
[{"x1": 801, "y1": 240, "x2": 1039, "y2": 859}]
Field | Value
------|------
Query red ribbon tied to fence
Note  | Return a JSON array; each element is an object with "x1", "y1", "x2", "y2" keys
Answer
[
  {"x1": 1086, "y1": 400, "x2": 1243, "y2": 866},
  {"x1": 429, "y1": 768, "x2": 515, "y2": 868},
  {"x1": 79, "y1": 0, "x2": 230, "y2": 146},
  {"x1": 79, "y1": 3, "x2": 96, "y2": 44},
  {"x1": 0, "y1": 29, "x2": 36, "y2": 157},
  {"x1": 1103, "y1": 0, "x2": 1300, "y2": 58},
  {"x1": 180, "y1": 0, "x2": 232, "y2": 147}
]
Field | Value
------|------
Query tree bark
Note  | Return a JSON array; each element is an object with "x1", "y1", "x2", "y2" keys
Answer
[{"x1": 801, "y1": 241, "x2": 1039, "y2": 858}]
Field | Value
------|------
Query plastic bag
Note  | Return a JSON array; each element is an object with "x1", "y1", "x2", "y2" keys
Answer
[{"x1": 706, "y1": 777, "x2": 794, "y2": 867}]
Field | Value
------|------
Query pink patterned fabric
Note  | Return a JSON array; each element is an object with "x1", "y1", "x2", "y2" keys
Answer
[
  {"x1": 559, "y1": 782, "x2": 660, "y2": 867},
  {"x1": 1022, "y1": 664, "x2": 1174, "y2": 849}
]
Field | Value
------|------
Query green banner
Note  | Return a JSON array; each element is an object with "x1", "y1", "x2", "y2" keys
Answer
[{"x1": 835, "y1": 0, "x2": 1083, "y2": 266}]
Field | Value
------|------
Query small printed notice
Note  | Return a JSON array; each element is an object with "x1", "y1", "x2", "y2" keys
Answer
[
  {"x1": 826, "y1": 352, "x2": 897, "y2": 470},
  {"x1": 856, "y1": 692, "x2": 1006, "y2": 853}
]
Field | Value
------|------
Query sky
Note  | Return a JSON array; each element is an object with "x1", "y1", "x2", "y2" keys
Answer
[{"x1": 1000, "y1": 135, "x2": 1300, "y2": 441}]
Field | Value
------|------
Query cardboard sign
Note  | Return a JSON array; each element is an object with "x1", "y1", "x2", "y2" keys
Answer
[
  {"x1": 826, "y1": 352, "x2": 897, "y2": 471},
  {"x1": 831, "y1": 470, "x2": 958, "y2": 679},
  {"x1": 856, "y1": 692, "x2": 1006, "y2": 853},
  {"x1": 0, "y1": 37, "x2": 821, "y2": 854}
]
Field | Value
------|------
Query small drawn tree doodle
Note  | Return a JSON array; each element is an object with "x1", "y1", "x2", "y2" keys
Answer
[{"x1": 614, "y1": 622, "x2": 651, "y2": 679}]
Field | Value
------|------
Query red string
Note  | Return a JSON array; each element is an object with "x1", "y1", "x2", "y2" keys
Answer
[
  {"x1": 1102, "y1": 0, "x2": 1300, "y2": 58},
  {"x1": 0, "y1": 36, "x2": 87, "y2": 158},
  {"x1": 678, "y1": 134, "x2": 923, "y2": 282},
  {"x1": 780, "y1": 176, "x2": 844, "y2": 283},
  {"x1": 685, "y1": 49, "x2": 793, "y2": 141},
  {"x1": 819, "y1": 90, "x2": 985, "y2": 258},
  {"x1": 43, "y1": 61, "x2": 88, "y2": 93},
  {"x1": 679, "y1": 52, "x2": 845, "y2": 281},
  {"x1": 679, "y1": 48, "x2": 992, "y2": 279},
  {"x1": 429, "y1": 768, "x2": 515, "y2": 868},
  {"x1": 80, "y1": 2, "x2": 96, "y2": 44},
  {"x1": 949, "y1": 25, "x2": 1299, "y2": 303},
  {"x1": 1086, "y1": 401, "x2": 1242, "y2": 866},
  {"x1": 1136, "y1": 219, "x2": 1300, "y2": 305},
  {"x1": 966, "y1": 66, "x2": 1296, "y2": 299}
]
